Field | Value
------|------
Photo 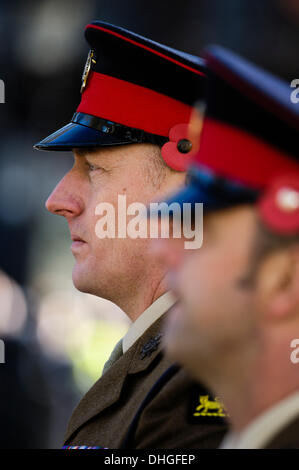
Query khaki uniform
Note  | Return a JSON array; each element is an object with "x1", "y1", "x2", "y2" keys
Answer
[{"x1": 64, "y1": 312, "x2": 228, "y2": 449}]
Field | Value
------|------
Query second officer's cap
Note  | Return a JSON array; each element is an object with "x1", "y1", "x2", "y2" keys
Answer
[{"x1": 166, "y1": 45, "x2": 299, "y2": 234}]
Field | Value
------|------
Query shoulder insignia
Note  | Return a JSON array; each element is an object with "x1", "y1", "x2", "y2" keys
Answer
[
  {"x1": 187, "y1": 385, "x2": 229, "y2": 424},
  {"x1": 193, "y1": 394, "x2": 228, "y2": 418}
]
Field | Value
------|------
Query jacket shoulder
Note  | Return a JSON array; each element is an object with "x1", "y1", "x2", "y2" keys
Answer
[{"x1": 123, "y1": 363, "x2": 229, "y2": 449}]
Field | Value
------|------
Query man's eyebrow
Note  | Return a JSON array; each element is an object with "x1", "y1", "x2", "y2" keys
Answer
[{"x1": 73, "y1": 147, "x2": 101, "y2": 158}]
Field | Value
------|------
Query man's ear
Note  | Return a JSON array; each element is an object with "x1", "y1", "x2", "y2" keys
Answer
[{"x1": 257, "y1": 246, "x2": 299, "y2": 321}]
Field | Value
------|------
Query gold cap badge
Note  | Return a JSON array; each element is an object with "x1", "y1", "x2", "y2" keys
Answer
[{"x1": 81, "y1": 50, "x2": 96, "y2": 94}]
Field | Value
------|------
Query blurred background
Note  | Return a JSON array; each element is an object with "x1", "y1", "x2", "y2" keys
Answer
[{"x1": 0, "y1": 0, "x2": 298, "y2": 449}]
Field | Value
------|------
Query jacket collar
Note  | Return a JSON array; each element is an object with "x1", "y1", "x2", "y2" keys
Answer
[
  {"x1": 123, "y1": 291, "x2": 176, "y2": 353},
  {"x1": 64, "y1": 312, "x2": 169, "y2": 443}
]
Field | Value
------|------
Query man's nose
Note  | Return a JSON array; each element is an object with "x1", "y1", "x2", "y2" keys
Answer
[{"x1": 45, "y1": 173, "x2": 83, "y2": 218}]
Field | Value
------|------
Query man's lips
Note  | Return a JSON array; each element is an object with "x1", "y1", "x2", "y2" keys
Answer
[
  {"x1": 70, "y1": 234, "x2": 87, "y2": 252},
  {"x1": 71, "y1": 235, "x2": 86, "y2": 242}
]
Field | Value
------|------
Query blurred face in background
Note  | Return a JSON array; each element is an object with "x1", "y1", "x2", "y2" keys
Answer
[
  {"x1": 155, "y1": 205, "x2": 259, "y2": 382},
  {"x1": 45, "y1": 143, "x2": 184, "y2": 313}
]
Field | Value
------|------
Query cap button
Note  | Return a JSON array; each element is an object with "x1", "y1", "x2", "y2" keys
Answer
[{"x1": 177, "y1": 139, "x2": 192, "y2": 154}]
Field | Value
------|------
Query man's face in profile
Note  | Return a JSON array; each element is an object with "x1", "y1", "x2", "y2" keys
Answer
[
  {"x1": 46, "y1": 144, "x2": 159, "y2": 299},
  {"x1": 45, "y1": 143, "x2": 171, "y2": 306},
  {"x1": 156, "y1": 205, "x2": 259, "y2": 380}
]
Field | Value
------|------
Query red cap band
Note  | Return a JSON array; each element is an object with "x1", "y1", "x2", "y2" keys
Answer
[
  {"x1": 77, "y1": 71, "x2": 192, "y2": 137},
  {"x1": 194, "y1": 118, "x2": 299, "y2": 189}
]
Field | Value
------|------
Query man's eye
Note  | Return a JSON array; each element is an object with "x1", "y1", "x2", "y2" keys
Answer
[{"x1": 86, "y1": 162, "x2": 100, "y2": 172}]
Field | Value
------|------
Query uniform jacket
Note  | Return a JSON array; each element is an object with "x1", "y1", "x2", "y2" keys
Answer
[
  {"x1": 265, "y1": 415, "x2": 299, "y2": 449},
  {"x1": 63, "y1": 315, "x2": 228, "y2": 449}
]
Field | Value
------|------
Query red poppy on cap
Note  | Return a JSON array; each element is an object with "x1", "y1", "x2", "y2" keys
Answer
[
  {"x1": 161, "y1": 124, "x2": 195, "y2": 172},
  {"x1": 258, "y1": 175, "x2": 299, "y2": 235}
]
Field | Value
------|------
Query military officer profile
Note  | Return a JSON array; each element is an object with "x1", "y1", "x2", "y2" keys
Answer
[
  {"x1": 156, "y1": 45, "x2": 299, "y2": 449},
  {"x1": 34, "y1": 21, "x2": 228, "y2": 448}
]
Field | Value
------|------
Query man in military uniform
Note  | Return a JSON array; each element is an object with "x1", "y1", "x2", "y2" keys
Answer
[
  {"x1": 34, "y1": 22, "x2": 228, "y2": 448},
  {"x1": 154, "y1": 46, "x2": 299, "y2": 449}
]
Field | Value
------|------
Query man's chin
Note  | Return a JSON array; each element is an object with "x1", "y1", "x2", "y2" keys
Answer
[
  {"x1": 72, "y1": 264, "x2": 94, "y2": 294},
  {"x1": 71, "y1": 262, "x2": 113, "y2": 299}
]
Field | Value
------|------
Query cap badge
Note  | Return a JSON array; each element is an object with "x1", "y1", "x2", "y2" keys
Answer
[{"x1": 81, "y1": 49, "x2": 96, "y2": 93}]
